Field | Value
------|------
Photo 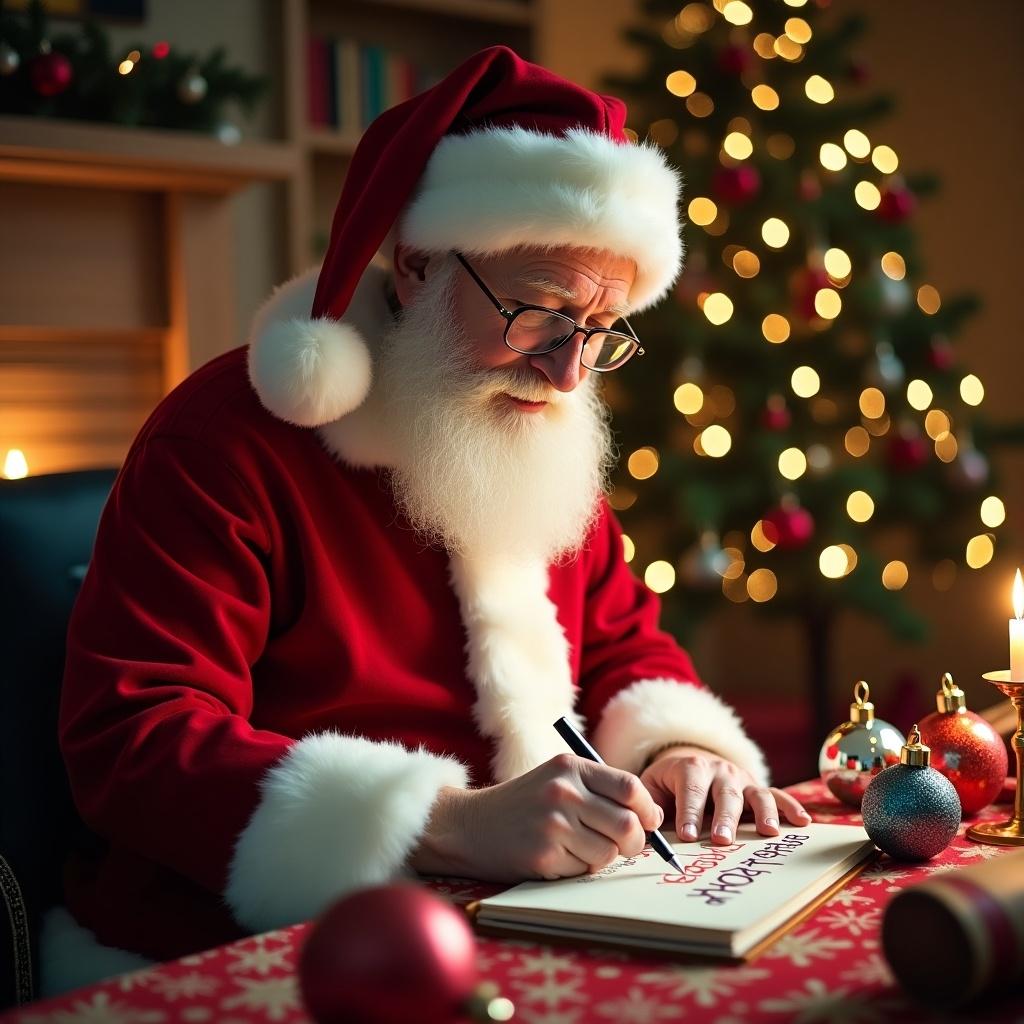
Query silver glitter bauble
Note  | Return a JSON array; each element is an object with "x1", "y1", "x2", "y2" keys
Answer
[
  {"x1": 177, "y1": 69, "x2": 208, "y2": 104},
  {"x1": 861, "y1": 725, "x2": 961, "y2": 860},
  {"x1": 0, "y1": 42, "x2": 19, "y2": 76},
  {"x1": 819, "y1": 680, "x2": 906, "y2": 807}
]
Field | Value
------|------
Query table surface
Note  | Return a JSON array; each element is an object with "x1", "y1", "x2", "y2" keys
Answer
[{"x1": 4, "y1": 779, "x2": 1022, "y2": 1024}]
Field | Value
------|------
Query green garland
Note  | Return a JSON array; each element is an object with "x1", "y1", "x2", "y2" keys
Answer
[{"x1": 0, "y1": 0, "x2": 266, "y2": 134}]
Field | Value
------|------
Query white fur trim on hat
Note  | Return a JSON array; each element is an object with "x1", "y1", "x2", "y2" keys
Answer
[
  {"x1": 592, "y1": 678, "x2": 769, "y2": 786},
  {"x1": 400, "y1": 126, "x2": 684, "y2": 313},
  {"x1": 224, "y1": 732, "x2": 468, "y2": 934},
  {"x1": 247, "y1": 269, "x2": 373, "y2": 428}
]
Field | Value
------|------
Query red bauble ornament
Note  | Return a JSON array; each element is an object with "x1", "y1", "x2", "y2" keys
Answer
[
  {"x1": 712, "y1": 164, "x2": 761, "y2": 205},
  {"x1": 799, "y1": 170, "x2": 822, "y2": 202},
  {"x1": 29, "y1": 49, "x2": 73, "y2": 97},
  {"x1": 717, "y1": 43, "x2": 751, "y2": 77},
  {"x1": 299, "y1": 884, "x2": 478, "y2": 1024},
  {"x1": 793, "y1": 267, "x2": 831, "y2": 321},
  {"x1": 886, "y1": 431, "x2": 928, "y2": 473},
  {"x1": 876, "y1": 185, "x2": 916, "y2": 224},
  {"x1": 847, "y1": 58, "x2": 870, "y2": 85},
  {"x1": 928, "y1": 336, "x2": 955, "y2": 371},
  {"x1": 761, "y1": 396, "x2": 791, "y2": 432},
  {"x1": 918, "y1": 674, "x2": 1008, "y2": 815},
  {"x1": 762, "y1": 503, "x2": 815, "y2": 550}
]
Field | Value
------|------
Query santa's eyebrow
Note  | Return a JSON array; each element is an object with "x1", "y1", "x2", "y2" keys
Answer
[{"x1": 512, "y1": 274, "x2": 631, "y2": 319}]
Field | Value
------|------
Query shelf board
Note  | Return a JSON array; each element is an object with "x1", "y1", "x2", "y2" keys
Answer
[
  {"x1": 0, "y1": 325, "x2": 168, "y2": 344},
  {"x1": 358, "y1": 0, "x2": 532, "y2": 27},
  {"x1": 304, "y1": 127, "x2": 362, "y2": 157},
  {"x1": 0, "y1": 116, "x2": 299, "y2": 193}
]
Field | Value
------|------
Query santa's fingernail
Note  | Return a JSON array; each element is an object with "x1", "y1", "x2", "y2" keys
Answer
[
  {"x1": 765, "y1": 817, "x2": 779, "y2": 829},
  {"x1": 714, "y1": 825, "x2": 732, "y2": 842},
  {"x1": 681, "y1": 823, "x2": 698, "y2": 841},
  {"x1": 654, "y1": 806, "x2": 664, "y2": 827}
]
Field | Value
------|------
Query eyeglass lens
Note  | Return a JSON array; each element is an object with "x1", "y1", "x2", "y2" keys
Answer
[{"x1": 506, "y1": 308, "x2": 636, "y2": 370}]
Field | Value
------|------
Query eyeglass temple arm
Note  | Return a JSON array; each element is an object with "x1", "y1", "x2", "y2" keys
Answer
[{"x1": 454, "y1": 252, "x2": 511, "y2": 318}]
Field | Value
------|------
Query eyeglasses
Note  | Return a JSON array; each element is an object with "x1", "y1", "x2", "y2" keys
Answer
[{"x1": 454, "y1": 252, "x2": 644, "y2": 372}]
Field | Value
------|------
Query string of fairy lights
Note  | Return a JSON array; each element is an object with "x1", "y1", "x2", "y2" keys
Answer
[{"x1": 616, "y1": 0, "x2": 1006, "y2": 607}]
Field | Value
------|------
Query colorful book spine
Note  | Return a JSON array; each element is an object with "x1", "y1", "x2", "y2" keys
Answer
[{"x1": 306, "y1": 35, "x2": 330, "y2": 128}]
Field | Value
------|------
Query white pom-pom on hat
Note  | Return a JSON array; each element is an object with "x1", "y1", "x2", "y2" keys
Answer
[{"x1": 247, "y1": 269, "x2": 373, "y2": 428}]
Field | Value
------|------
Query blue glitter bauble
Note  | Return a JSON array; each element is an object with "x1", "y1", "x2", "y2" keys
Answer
[{"x1": 861, "y1": 763, "x2": 961, "y2": 860}]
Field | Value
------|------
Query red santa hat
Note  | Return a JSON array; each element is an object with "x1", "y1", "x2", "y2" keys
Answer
[{"x1": 249, "y1": 45, "x2": 683, "y2": 428}]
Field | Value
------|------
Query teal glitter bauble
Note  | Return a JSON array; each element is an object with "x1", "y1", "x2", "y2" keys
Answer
[{"x1": 862, "y1": 762, "x2": 961, "y2": 860}]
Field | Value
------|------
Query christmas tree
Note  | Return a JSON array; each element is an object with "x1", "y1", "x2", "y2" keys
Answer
[{"x1": 604, "y1": 0, "x2": 1022, "y2": 735}]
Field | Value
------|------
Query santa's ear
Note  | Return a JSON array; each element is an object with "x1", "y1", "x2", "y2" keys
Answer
[
  {"x1": 247, "y1": 270, "x2": 373, "y2": 428},
  {"x1": 393, "y1": 245, "x2": 432, "y2": 306}
]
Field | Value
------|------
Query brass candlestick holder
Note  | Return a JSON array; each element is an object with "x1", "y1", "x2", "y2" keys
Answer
[{"x1": 966, "y1": 671, "x2": 1024, "y2": 846}]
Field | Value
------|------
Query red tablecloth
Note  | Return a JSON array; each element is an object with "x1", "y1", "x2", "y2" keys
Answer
[{"x1": 5, "y1": 780, "x2": 1021, "y2": 1024}]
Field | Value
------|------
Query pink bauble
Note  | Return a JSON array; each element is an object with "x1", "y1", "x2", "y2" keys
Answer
[
  {"x1": 793, "y1": 267, "x2": 832, "y2": 320},
  {"x1": 761, "y1": 402, "x2": 791, "y2": 432},
  {"x1": 918, "y1": 710, "x2": 1008, "y2": 815},
  {"x1": 877, "y1": 186, "x2": 916, "y2": 224},
  {"x1": 29, "y1": 50, "x2": 73, "y2": 97},
  {"x1": 712, "y1": 164, "x2": 761, "y2": 205},
  {"x1": 299, "y1": 884, "x2": 478, "y2": 1024},
  {"x1": 717, "y1": 43, "x2": 751, "y2": 76},
  {"x1": 886, "y1": 432, "x2": 928, "y2": 473},
  {"x1": 762, "y1": 504, "x2": 815, "y2": 550}
]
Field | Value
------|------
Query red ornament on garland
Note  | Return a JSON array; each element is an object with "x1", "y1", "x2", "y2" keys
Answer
[
  {"x1": 299, "y1": 883, "x2": 499, "y2": 1024},
  {"x1": 712, "y1": 164, "x2": 761, "y2": 205},
  {"x1": 886, "y1": 430, "x2": 928, "y2": 473},
  {"x1": 29, "y1": 48, "x2": 73, "y2": 97},
  {"x1": 793, "y1": 267, "x2": 832, "y2": 321},
  {"x1": 917, "y1": 673, "x2": 1008, "y2": 815},
  {"x1": 761, "y1": 395, "x2": 791, "y2": 432},
  {"x1": 876, "y1": 184, "x2": 916, "y2": 224},
  {"x1": 799, "y1": 169, "x2": 822, "y2": 202},
  {"x1": 717, "y1": 43, "x2": 751, "y2": 77},
  {"x1": 927, "y1": 336, "x2": 956, "y2": 372},
  {"x1": 762, "y1": 501, "x2": 815, "y2": 550},
  {"x1": 847, "y1": 58, "x2": 870, "y2": 85}
]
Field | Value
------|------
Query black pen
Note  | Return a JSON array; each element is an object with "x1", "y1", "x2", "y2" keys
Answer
[{"x1": 553, "y1": 716, "x2": 685, "y2": 875}]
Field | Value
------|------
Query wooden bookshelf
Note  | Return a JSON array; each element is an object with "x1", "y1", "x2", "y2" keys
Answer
[
  {"x1": 0, "y1": 116, "x2": 296, "y2": 475},
  {"x1": 280, "y1": 0, "x2": 538, "y2": 273}
]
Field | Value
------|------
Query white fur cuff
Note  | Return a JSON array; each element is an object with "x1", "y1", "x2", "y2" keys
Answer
[
  {"x1": 592, "y1": 679, "x2": 769, "y2": 786},
  {"x1": 225, "y1": 733, "x2": 469, "y2": 933}
]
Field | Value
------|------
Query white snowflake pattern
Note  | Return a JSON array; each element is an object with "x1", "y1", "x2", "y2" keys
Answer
[
  {"x1": 178, "y1": 947, "x2": 223, "y2": 967},
  {"x1": 826, "y1": 887, "x2": 876, "y2": 909},
  {"x1": 815, "y1": 905, "x2": 883, "y2": 938},
  {"x1": 219, "y1": 976, "x2": 300, "y2": 1021},
  {"x1": 595, "y1": 985, "x2": 685, "y2": 1022},
  {"x1": 763, "y1": 926, "x2": 855, "y2": 967},
  {"x1": 226, "y1": 939, "x2": 292, "y2": 976},
  {"x1": 509, "y1": 972, "x2": 587, "y2": 1010},
  {"x1": 516, "y1": 1009, "x2": 584, "y2": 1024},
  {"x1": 509, "y1": 948, "x2": 586, "y2": 978},
  {"x1": 839, "y1": 952, "x2": 895, "y2": 987},
  {"x1": 19, "y1": 992, "x2": 167, "y2": 1024},
  {"x1": 758, "y1": 977, "x2": 904, "y2": 1022},
  {"x1": 181, "y1": 1009, "x2": 213, "y2": 1023},
  {"x1": 147, "y1": 971, "x2": 222, "y2": 1001},
  {"x1": 957, "y1": 842, "x2": 1008, "y2": 862},
  {"x1": 115, "y1": 969, "x2": 155, "y2": 993},
  {"x1": 634, "y1": 964, "x2": 770, "y2": 1007}
]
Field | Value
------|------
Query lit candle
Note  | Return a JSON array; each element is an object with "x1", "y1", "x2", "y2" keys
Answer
[{"x1": 1012, "y1": 569, "x2": 1024, "y2": 682}]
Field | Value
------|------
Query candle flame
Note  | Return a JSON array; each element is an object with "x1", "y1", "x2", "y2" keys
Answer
[
  {"x1": 3, "y1": 449, "x2": 28, "y2": 480},
  {"x1": 1014, "y1": 568, "x2": 1024, "y2": 620}
]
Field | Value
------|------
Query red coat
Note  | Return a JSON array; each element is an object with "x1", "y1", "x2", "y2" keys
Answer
[{"x1": 57, "y1": 269, "x2": 767, "y2": 968}]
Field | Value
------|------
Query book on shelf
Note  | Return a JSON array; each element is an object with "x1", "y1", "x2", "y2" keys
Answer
[
  {"x1": 469, "y1": 823, "x2": 877, "y2": 960},
  {"x1": 306, "y1": 34, "x2": 441, "y2": 136}
]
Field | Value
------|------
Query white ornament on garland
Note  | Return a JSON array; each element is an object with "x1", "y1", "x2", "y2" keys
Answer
[
  {"x1": 0, "y1": 41, "x2": 20, "y2": 76},
  {"x1": 177, "y1": 67, "x2": 208, "y2": 104}
]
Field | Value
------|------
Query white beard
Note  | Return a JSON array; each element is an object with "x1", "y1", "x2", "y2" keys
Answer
[{"x1": 377, "y1": 258, "x2": 614, "y2": 565}]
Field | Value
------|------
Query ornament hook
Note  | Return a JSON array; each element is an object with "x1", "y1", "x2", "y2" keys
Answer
[
  {"x1": 908, "y1": 723, "x2": 921, "y2": 746},
  {"x1": 941, "y1": 672, "x2": 956, "y2": 697},
  {"x1": 854, "y1": 680, "x2": 870, "y2": 705}
]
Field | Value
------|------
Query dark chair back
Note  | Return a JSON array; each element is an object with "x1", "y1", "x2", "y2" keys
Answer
[{"x1": 0, "y1": 468, "x2": 117, "y2": 1008}]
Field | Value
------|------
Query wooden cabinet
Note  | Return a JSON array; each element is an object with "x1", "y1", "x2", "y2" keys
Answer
[{"x1": 0, "y1": 116, "x2": 296, "y2": 475}]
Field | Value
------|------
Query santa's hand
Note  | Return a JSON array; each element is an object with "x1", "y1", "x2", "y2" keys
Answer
[
  {"x1": 408, "y1": 753, "x2": 663, "y2": 881},
  {"x1": 640, "y1": 747, "x2": 811, "y2": 846}
]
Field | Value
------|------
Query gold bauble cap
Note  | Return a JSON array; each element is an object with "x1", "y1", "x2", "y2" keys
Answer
[
  {"x1": 849, "y1": 680, "x2": 875, "y2": 724},
  {"x1": 936, "y1": 671, "x2": 967, "y2": 713},
  {"x1": 900, "y1": 724, "x2": 931, "y2": 766}
]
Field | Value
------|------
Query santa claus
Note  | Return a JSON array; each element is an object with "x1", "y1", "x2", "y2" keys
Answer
[{"x1": 48, "y1": 46, "x2": 808, "y2": 993}]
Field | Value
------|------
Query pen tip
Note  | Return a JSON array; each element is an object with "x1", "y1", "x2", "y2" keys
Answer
[{"x1": 670, "y1": 856, "x2": 686, "y2": 875}]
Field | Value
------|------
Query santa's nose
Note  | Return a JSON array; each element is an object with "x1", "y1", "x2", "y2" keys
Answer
[{"x1": 528, "y1": 333, "x2": 589, "y2": 393}]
